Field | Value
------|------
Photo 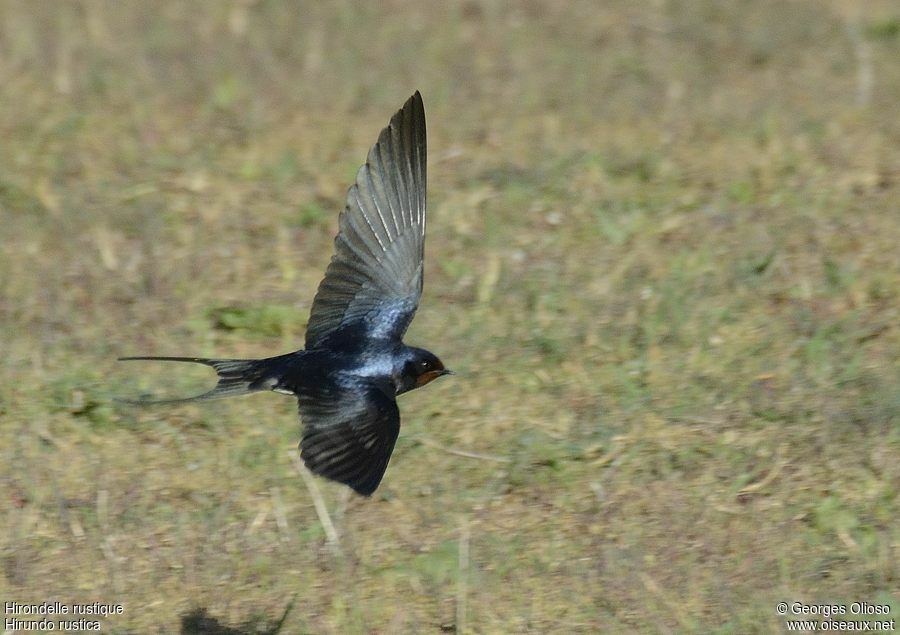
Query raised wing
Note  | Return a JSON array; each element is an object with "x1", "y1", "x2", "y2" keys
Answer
[
  {"x1": 298, "y1": 376, "x2": 401, "y2": 496},
  {"x1": 305, "y1": 91, "x2": 427, "y2": 351}
]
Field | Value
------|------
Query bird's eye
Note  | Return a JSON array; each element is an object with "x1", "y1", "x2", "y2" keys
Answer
[{"x1": 419, "y1": 360, "x2": 430, "y2": 370}]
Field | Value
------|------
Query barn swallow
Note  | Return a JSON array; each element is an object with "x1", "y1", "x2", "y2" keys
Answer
[{"x1": 121, "y1": 92, "x2": 452, "y2": 495}]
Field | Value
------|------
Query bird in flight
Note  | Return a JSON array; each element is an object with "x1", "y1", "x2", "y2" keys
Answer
[{"x1": 121, "y1": 92, "x2": 452, "y2": 496}]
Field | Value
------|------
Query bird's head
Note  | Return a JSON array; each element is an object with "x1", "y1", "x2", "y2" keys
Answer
[{"x1": 397, "y1": 346, "x2": 453, "y2": 395}]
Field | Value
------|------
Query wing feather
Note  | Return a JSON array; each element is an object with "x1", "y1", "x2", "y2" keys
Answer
[
  {"x1": 298, "y1": 377, "x2": 400, "y2": 496},
  {"x1": 305, "y1": 92, "x2": 427, "y2": 351}
]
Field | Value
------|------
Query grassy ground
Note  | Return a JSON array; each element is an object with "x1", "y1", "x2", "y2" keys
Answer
[{"x1": 2, "y1": 1, "x2": 899, "y2": 632}]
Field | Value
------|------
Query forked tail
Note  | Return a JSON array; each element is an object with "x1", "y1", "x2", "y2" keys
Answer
[{"x1": 118, "y1": 356, "x2": 276, "y2": 404}]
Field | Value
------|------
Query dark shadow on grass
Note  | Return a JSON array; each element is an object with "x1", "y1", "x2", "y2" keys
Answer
[{"x1": 180, "y1": 599, "x2": 294, "y2": 635}]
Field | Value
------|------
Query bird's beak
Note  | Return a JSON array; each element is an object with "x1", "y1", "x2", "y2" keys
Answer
[{"x1": 416, "y1": 368, "x2": 454, "y2": 388}]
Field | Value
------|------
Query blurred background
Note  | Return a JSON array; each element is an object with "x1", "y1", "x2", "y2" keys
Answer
[{"x1": 1, "y1": 0, "x2": 899, "y2": 632}]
